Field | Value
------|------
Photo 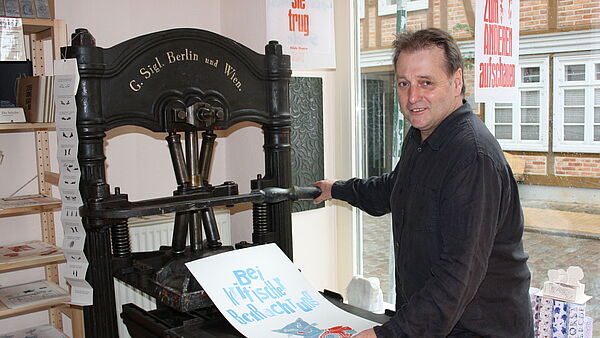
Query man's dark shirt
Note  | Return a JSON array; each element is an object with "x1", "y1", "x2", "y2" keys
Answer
[{"x1": 332, "y1": 102, "x2": 533, "y2": 337}]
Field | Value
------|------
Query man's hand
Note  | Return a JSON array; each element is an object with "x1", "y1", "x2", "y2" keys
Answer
[
  {"x1": 353, "y1": 328, "x2": 377, "y2": 337},
  {"x1": 312, "y1": 179, "x2": 337, "y2": 204}
]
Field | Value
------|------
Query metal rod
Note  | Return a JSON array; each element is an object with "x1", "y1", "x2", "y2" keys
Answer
[
  {"x1": 201, "y1": 208, "x2": 222, "y2": 248},
  {"x1": 189, "y1": 211, "x2": 203, "y2": 252},
  {"x1": 166, "y1": 132, "x2": 190, "y2": 189},
  {"x1": 185, "y1": 131, "x2": 201, "y2": 188},
  {"x1": 172, "y1": 212, "x2": 189, "y2": 254},
  {"x1": 185, "y1": 131, "x2": 203, "y2": 251},
  {"x1": 81, "y1": 186, "x2": 321, "y2": 219},
  {"x1": 199, "y1": 131, "x2": 216, "y2": 186}
]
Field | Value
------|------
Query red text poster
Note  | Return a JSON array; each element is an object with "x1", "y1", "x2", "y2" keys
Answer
[
  {"x1": 474, "y1": 0, "x2": 519, "y2": 102},
  {"x1": 267, "y1": 0, "x2": 335, "y2": 69}
]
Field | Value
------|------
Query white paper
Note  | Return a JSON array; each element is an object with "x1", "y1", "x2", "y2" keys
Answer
[
  {"x1": 0, "y1": 324, "x2": 68, "y2": 338},
  {"x1": 53, "y1": 59, "x2": 93, "y2": 305},
  {"x1": 0, "y1": 107, "x2": 26, "y2": 123},
  {"x1": 266, "y1": 0, "x2": 335, "y2": 69},
  {"x1": 0, "y1": 18, "x2": 27, "y2": 61},
  {"x1": 0, "y1": 240, "x2": 61, "y2": 264},
  {"x1": 65, "y1": 278, "x2": 93, "y2": 306},
  {"x1": 186, "y1": 244, "x2": 378, "y2": 337},
  {"x1": 62, "y1": 233, "x2": 85, "y2": 253},
  {"x1": 474, "y1": 0, "x2": 520, "y2": 102},
  {"x1": 0, "y1": 280, "x2": 67, "y2": 309}
]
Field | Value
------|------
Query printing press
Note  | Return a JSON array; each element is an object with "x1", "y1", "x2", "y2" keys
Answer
[{"x1": 65, "y1": 28, "x2": 388, "y2": 337}]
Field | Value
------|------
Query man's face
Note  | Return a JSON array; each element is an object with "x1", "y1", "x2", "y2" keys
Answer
[{"x1": 395, "y1": 46, "x2": 463, "y2": 140}]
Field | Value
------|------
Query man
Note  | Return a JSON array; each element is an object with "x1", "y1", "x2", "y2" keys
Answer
[{"x1": 313, "y1": 28, "x2": 533, "y2": 337}]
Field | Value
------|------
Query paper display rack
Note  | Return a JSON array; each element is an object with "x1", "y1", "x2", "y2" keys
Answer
[{"x1": 0, "y1": 2, "x2": 84, "y2": 335}]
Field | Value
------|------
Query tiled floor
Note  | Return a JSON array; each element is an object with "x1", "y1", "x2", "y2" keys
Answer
[{"x1": 361, "y1": 201, "x2": 599, "y2": 335}]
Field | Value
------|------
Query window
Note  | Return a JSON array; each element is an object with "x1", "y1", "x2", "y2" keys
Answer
[
  {"x1": 553, "y1": 54, "x2": 600, "y2": 152},
  {"x1": 485, "y1": 57, "x2": 550, "y2": 151},
  {"x1": 358, "y1": 0, "x2": 365, "y2": 19},
  {"x1": 378, "y1": 0, "x2": 428, "y2": 16}
]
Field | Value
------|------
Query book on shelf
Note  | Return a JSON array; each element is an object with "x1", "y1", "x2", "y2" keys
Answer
[
  {"x1": 0, "y1": 61, "x2": 32, "y2": 108},
  {"x1": 0, "y1": 0, "x2": 51, "y2": 18},
  {"x1": 0, "y1": 280, "x2": 68, "y2": 309},
  {"x1": 16, "y1": 75, "x2": 55, "y2": 123},
  {"x1": 0, "y1": 107, "x2": 26, "y2": 123},
  {"x1": 0, "y1": 194, "x2": 60, "y2": 210},
  {"x1": 0, "y1": 240, "x2": 62, "y2": 265},
  {"x1": 3, "y1": 0, "x2": 21, "y2": 17},
  {"x1": 19, "y1": 0, "x2": 36, "y2": 18},
  {"x1": 34, "y1": 0, "x2": 51, "y2": 19},
  {"x1": 0, "y1": 324, "x2": 68, "y2": 338}
]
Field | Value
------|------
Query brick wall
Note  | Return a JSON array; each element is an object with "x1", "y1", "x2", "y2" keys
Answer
[
  {"x1": 381, "y1": 16, "x2": 397, "y2": 47},
  {"x1": 558, "y1": 0, "x2": 600, "y2": 26},
  {"x1": 406, "y1": 11, "x2": 428, "y2": 31},
  {"x1": 379, "y1": 11, "x2": 428, "y2": 46},
  {"x1": 463, "y1": 59, "x2": 476, "y2": 99},
  {"x1": 520, "y1": 0, "x2": 549, "y2": 30},
  {"x1": 368, "y1": 6, "x2": 377, "y2": 49},
  {"x1": 555, "y1": 157, "x2": 600, "y2": 177},
  {"x1": 363, "y1": 0, "x2": 600, "y2": 51},
  {"x1": 521, "y1": 155, "x2": 547, "y2": 175},
  {"x1": 447, "y1": 0, "x2": 470, "y2": 38}
]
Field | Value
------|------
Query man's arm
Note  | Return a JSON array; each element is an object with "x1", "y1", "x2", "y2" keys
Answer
[
  {"x1": 376, "y1": 154, "x2": 504, "y2": 337},
  {"x1": 313, "y1": 179, "x2": 337, "y2": 204},
  {"x1": 313, "y1": 170, "x2": 397, "y2": 217}
]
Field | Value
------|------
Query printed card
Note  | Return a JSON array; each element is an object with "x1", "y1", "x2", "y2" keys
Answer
[{"x1": 186, "y1": 243, "x2": 379, "y2": 337}]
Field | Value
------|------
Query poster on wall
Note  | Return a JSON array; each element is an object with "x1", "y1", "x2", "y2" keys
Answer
[
  {"x1": 266, "y1": 0, "x2": 335, "y2": 69},
  {"x1": 186, "y1": 244, "x2": 379, "y2": 337},
  {"x1": 0, "y1": 17, "x2": 26, "y2": 61},
  {"x1": 474, "y1": 0, "x2": 520, "y2": 102}
]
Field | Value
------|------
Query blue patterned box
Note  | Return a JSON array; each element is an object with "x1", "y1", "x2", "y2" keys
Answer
[
  {"x1": 567, "y1": 303, "x2": 586, "y2": 337},
  {"x1": 538, "y1": 297, "x2": 554, "y2": 337},
  {"x1": 552, "y1": 300, "x2": 567, "y2": 338}
]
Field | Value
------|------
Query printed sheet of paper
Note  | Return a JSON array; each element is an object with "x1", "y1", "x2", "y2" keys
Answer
[
  {"x1": 0, "y1": 240, "x2": 61, "y2": 264},
  {"x1": 0, "y1": 17, "x2": 26, "y2": 61},
  {"x1": 186, "y1": 243, "x2": 379, "y2": 337},
  {"x1": 0, "y1": 280, "x2": 67, "y2": 309},
  {"x1": 0, "y1": 194, "x2": 59, "y2": 210},
  {"x1": 0, "y1": 324, "x2": 68, "y2": 338},
  {"x1": 54, "y1": 59, "x2": 94, "y2": 305}
]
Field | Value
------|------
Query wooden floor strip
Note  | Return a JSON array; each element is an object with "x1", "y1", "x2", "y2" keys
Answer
[{"x1": 523, "y1": 207, "x2": 600, "y2": 235}]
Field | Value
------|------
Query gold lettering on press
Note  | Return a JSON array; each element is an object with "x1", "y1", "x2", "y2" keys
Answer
[
  {"x1": 129, "y1": 80, "x2": 143, "y2": 92},
  {"x1": 205, "y1": 58, "x2": 219, "y2": 68},
  {"x1": 224, "y1": 63, "x2": 242, "y2": 91},
  {"x1": 127, "y1": 49, "x2": 210, "y2": 92},
  {"x1": 166, "y1": 49, "x2": 200, "y2": 64},
  {"x1": 140, "y1": 57, "x2": 164, "y2": 79}
]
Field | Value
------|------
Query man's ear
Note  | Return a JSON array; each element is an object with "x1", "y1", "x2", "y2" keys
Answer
[{"x1": 453, "y1": 68, "x2": 463, "y2": 96}]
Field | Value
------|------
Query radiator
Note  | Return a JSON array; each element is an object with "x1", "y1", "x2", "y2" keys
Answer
[{"x1": 113, "y1": 209, "x2": 231, "y2": 338}]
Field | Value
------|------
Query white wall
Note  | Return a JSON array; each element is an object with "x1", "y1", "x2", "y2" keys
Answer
[{"x1": 0, "y1": 0, "x2": 355, "y2": 333}]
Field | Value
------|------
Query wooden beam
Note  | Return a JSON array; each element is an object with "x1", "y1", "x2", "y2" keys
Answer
[
  {"x1": 462, "y1": 0, "x2": 476, "y2": 36},
  {"x1": 428, "y1": 0, "x2": 435, "y2": 27},
  {"x1": 548, "y1": 0, "x2": 558, "y2": 30},
  {"x1": 441, "y1": 0, "x2": 448, "y2": 31},
  {"x1": 44, "y1": 171, "x2": 59, "y2": 186}
]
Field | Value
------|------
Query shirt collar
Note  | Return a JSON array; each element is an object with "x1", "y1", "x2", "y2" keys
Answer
[{"x1": 408, "y1": 100, "x2": 471, "y2": 151}]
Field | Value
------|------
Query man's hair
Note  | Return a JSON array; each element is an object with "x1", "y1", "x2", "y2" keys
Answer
[{"x1": 392, "y1": 28, "x2": 465, "y2": 95}]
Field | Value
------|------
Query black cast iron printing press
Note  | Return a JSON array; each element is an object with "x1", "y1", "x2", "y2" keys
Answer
[{"x1": 65, "y1": 28, "x2": 388, "y2": 337}]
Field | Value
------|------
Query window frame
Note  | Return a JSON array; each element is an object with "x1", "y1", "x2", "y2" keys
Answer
[
  {"x1": 553, "y1": 53, "x2": 600, "y2": 153},
  {"x1": 485, "y1": 56, "x2": 550, "y2": 152},
  {"x1": 378, "y1": 0, "x2": 428, "y2": 16},
  {"x1": 358, "y1": 0, "x2": 365, "y2": 19}
]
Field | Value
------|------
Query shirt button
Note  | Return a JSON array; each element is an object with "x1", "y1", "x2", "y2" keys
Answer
[{"x1": 417, "y1": 147, "x2": 422, "y2": 152}]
